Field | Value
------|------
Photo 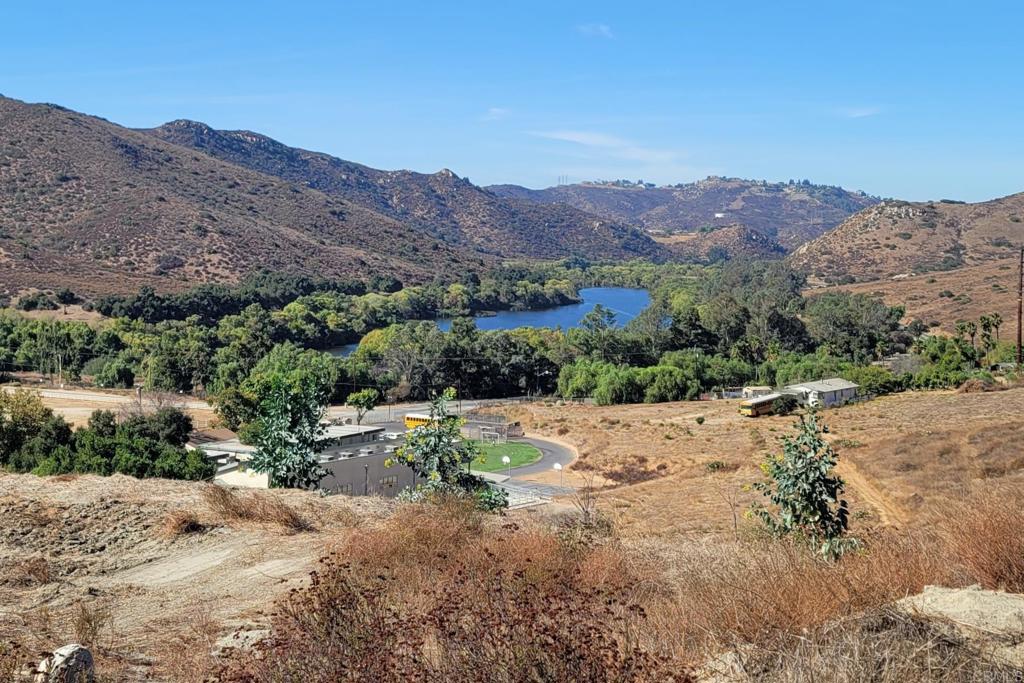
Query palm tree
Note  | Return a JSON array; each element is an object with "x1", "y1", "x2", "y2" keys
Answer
[
  {"x1": 979, "y1": 315, "x2": 994, "y2": 365},
  {"x1": 964, "y1": 320, "x2": 978, "y2": 349},
  {"x1": 990, "y1": 312, "x2": 1003, "y2": 342}
]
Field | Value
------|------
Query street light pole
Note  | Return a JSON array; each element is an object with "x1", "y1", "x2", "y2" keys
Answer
[{"x1": 502, "y1": 455, "x2": 511, "y2": 478}]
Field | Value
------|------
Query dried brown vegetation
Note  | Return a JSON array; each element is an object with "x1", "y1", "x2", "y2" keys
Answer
[
  {"x1": 727, "y1": 608, "x2": 1022, "y2": 682},
  {"x1": 507, "y1": 388, "x2": 1024, "y2": 536},
  {"x1": 937, "y1": 486, "x2": 1024, "y2": 592},
  {"x1": 827, "y1": 257, "x2": 1020, "y2": 333},
  {"x1": 792, "y1": 194, "x2": 1024, "y2": 284},
  {"x1": 201, "y1": 484, "x2": 311, "y2": 533},
  {"x1": 2, "y1": 555, "x2": 52, "y2": 587},
  {"x1": 146, "y1": 120, "x2": 667, "y2": 265},
  {"x1": 218, "y1": 499, "x2": 688, "y2": 682},
  {"x1": 158, "y1": 509, "x2": 206, "y2": 538},
  {"x1": 490, "y1": 177, "x2": 878, "y2": 249},
  {"x1": 209, "y1": 483, "x2": 1024, "y2": 682}
]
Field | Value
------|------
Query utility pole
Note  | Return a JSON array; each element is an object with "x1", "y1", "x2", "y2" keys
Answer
[{"x1": 1017, "y1": 246, "x2": 1023, "y2": 367}]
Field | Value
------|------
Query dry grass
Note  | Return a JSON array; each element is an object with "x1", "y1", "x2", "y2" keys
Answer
[
  {"x1": 646, "y1": 530, "x2": 958, "y2": 663},
  {"x1": 201, "y1": 484, "x2": 312, "y2": 533},
  {"x1": 0, "y1": 641, "x2": 28, "y2": 682},
  {"x1": 209, "y1": 486, "x2": 1024, "y2": 682},
  {"x1": 937, "y1": 486, "x2": 1024, "y2": 592},
  {"x1": 729, "y1": 608, "x2": 1021, "y2": 682},
  {"x1": 829, "y1": 257, "x2": 1020, "y2": 333},
  {"x1": 508, "y1": 388, "x2": 1024, "y2": 536},
  {"x1": 158, "y1": 508, "x2": 206, "y2": 538},
  {"x1": 217, "y1": 499, "x2": 685, "y2": 682},
  {"x1": 151, "y1": 607, "x2": 223, "y2": 683},
  {"x1": 73, "y1": 602, "x2": 112, "y2": 650},
  {"x1": 4, "y1": 555, "x2": 52, "y2": 586}
]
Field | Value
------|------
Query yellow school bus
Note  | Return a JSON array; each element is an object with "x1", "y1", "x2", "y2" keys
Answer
[
  {"x1": 403, "y1": 413, "x2": 434, "y2": 430},
  {"x1": 738, "y1": 393, "x2": 782, "y2": 417}
]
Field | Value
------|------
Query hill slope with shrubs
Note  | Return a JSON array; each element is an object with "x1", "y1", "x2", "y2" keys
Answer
[
  {"x1": 144, "y1": 119, "x2": 669, "y2": 263},
  {"x1": 791, "y1": 194, "x2": 1024, "y2": 284},
  {"x1": 0, "y1": 96, "x2": 486, "y2": 297},
  {"x1": 489, "y1": 177, "x2": 879, "y2": 249}
]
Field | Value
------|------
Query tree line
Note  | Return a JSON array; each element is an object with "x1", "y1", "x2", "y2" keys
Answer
[{"x1": 0, "y1": 390, "x2": 213, "y2": 480}]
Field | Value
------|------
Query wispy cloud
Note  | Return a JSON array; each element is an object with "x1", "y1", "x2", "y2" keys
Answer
[
  {"x1": 837, "y1": 105, "x2": 881, "y2": 119},
  {"x1": 531, "y1": 129, "x2": 676, "y2": 164},
  {"x1": 481, "y1": 107, "x2": 510, "y2": 121},
  {"x1": 576, "y1": 23, "x2": 614, "y2": 39}
]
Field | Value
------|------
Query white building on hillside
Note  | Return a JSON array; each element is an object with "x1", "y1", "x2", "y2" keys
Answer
[{"x1": 783, "y1": 378, "x2": 859, "y2": 408}]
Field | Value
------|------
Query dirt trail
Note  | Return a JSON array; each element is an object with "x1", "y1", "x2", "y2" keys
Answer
[
  {"x1": 835, "y1": 459, "x2": 905, "y2": 527},
  {"x1": 0, "y1": 474, "x2": 394, "y2": 681}
]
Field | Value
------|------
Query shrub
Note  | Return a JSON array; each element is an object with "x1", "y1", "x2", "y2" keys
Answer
[
  {"x1": 216, "y1": 502, "x2": 684, "y2": 682},
  {"x1": 752, "y1": 413, "x2": 856, "y2": 558},
  {"x1": 16, "y1": 291, "x2": 58, "y2": 311},
  {"x1": 159, "y1": 509, "x2": 206, "y2": 538},
  {"x1": 201, "y1": 485, "x2": 311, "y2": 533},
  {"x1": 94, "y1": 355, "x2": 135, "y2": 388}
]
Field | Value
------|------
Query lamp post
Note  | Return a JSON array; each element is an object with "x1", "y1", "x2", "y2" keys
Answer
[
  {"x1": 502, "y1": 455, "x2": 511, "y2": 478},
  {"x1": 553, "y1": 462, "x2": 563, "y2": 487}
]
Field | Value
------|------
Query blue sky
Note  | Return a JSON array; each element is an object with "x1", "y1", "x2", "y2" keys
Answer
[{"x1": 3, "y1": 1, "x2": 1023, "y2": 201}]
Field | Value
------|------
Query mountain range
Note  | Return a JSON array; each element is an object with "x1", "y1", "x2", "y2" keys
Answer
[
  {"x1": 4, "y1": 94, "x2": 1018, "y2": 301},
  {"x1": 0, "y1": 97, "x2": 664, "y2": 296},
  {"x1": 142, "y1": 120, "x2": 666, "y2": 264},
  {"x1": 488, "y1": 177, "x2": 879, "y2": 249}
]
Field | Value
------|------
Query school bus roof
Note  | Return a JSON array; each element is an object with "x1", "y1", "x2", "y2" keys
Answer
[{"x1": 740, "y1": 393, "x2": 782, "y2": 406}]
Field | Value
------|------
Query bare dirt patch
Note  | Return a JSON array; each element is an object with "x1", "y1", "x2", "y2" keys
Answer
[{"x1": 0, "y1": 474, "x2": 391, "y2": 681}]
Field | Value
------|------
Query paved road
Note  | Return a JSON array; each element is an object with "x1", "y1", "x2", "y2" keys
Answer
[
  {"x1": 508, "y1": 436, "x2": 575, "y2": 477},
  {"x1": 5, "y1": 386, "x2": 517, "y2": 421},
  {"x1": 2, "y1": 385, "x2": 212, "y2": 410}
]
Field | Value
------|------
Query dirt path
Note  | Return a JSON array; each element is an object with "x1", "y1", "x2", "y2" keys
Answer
[
  {"x1": 835, "y1": 459, "x2": 905, "y2": 527},
  {"x1": 0, "y1": 474, "x2": 394, "y2": 682}
]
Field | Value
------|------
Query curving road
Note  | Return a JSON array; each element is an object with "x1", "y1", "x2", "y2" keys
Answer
[{"x1": 508, "y1": 436, "x2": 576, "y2": 476}]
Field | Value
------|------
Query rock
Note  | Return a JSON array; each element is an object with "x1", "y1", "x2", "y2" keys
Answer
[
  {"x1": 212, "y1": 627, "x2": 270, "y2": 658},
  {"x1": 898, "y1": 585, "x2": 1024, "y2": 667},
  {"x1": 33, "y1": 644, "x2": 95, "y2": 683}
]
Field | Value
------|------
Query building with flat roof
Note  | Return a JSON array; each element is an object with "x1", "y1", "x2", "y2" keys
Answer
[
  {"x1": 193, "y1": 424, "x2": 417, "y2": 496},
  {"x1": 783, "y1": 378, "x2": 859, "y2": 408}
]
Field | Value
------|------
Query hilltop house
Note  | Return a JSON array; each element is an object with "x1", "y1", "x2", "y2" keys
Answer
[{"x1": 782, "y1": 378, "x2": 859, "y2": 408}]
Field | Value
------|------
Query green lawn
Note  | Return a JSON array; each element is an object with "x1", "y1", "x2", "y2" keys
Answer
[{"x1": 470, "y1": 440, "x2": 542, "y2": 473}]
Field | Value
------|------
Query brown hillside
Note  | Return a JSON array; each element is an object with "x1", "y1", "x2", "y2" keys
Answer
[
  {"x1": 791, "y1": 195, "x2": 1024, "y2": 284},
  {"x1": 0, "y1": 97, "x2": 490, "y2": 297},
  {"x1": 656, "y1": 224, "x2": 785, "y2": 263},
  {"x1": 488, "y1": 177, "x2": 879, "y2": 249},
  {"x1": 821, "y1": 258, "x2": 1019, "y2": 332},
  {"x1": 144, "y1": 120, "x2": 668, "y2": 262}
]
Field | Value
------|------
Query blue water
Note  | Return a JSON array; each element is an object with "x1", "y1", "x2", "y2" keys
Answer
[{"x1": 330, "y1": 287, "x2": 650, "y2": 356}]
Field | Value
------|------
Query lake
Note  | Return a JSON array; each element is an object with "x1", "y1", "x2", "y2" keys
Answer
[{"x1": 330, "y1": 287, "x2": 650, "y2": 356}]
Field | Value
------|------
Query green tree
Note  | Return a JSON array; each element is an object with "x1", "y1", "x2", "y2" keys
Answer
[
  {"x1": 751, "y1": 412, "x2": 857, "y2": 558},
  {"x1": 248, "y1": 373, "x2": 329, "y2": 490},
  {"x1": 990, "y1": 312, "x2": 1003, "y2": 342},
  {"x1": 345, "y1": 388, "x2": 379, "y2": 425},
  {"x1": 387, "y1": 388, "x2": 505, "y2": 509},
  {"x1": 95, "y1": 355, "x2": 135, "y2": 389}
]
